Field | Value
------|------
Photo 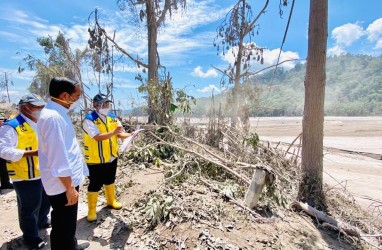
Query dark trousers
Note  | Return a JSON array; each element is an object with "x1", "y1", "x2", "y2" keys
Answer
[
  {"x1": 48, "y1": 186, "x2": 79, "y2": 250},
  {"x1": 13, "y1": 179, "x2": 51, "y2": 242},
  {"x1": 0, "y1": 157, "x2": 11, "y2": 187},
  {"x1": 87, "y1": 158, "x2": 118, "y2": 192}
]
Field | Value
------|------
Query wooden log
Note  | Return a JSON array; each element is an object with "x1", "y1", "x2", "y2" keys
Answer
[
  {"x1": 294, "y1": 201, "x2": 361, "y2": 238},
  {"x1": 244, "y1": 169, "x2": 267, "y2": 209}
]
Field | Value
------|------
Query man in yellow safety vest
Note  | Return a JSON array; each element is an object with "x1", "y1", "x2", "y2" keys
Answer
[{"x1": 0, "y1": 93, "x2": 51, "y2": 249}]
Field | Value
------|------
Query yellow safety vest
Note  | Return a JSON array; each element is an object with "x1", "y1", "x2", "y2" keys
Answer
[
  {"x1": 83, "y1": 111, "x2": 119, "y2": 164},
  {"x1": 5, "y1": 115, "x2": 40, "y2": 180}
]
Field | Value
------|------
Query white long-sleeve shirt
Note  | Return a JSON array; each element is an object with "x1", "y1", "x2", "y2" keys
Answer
[
  {"x1": 0, "y1": 114, "x2": 40, "y2": 182},
  {"x1": 37, "y1": 100, "x2": 88, "y2": 195}
]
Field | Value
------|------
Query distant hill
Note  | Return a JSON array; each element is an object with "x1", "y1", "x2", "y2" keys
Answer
[{"x1": 192, "y1": 54, "x2": 382, "y2": 117}]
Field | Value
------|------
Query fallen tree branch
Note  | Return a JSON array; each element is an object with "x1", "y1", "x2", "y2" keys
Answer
[
  {"x1": 165, "y1": 161, "x2": 189, "y2": 182},
  {"x1": 293, "y1": 201, "x2": 361, "y2": 238},
  {"x1": 359, "y1": 238, "x2": 382, "y2": 250},
  {"x1": 284, "y1": 132, "x2": 302, "y2": 157},
  {"x1": 148, "y1": 131, "x2": 251, "y2": 185},
  {"x1": 236, "y1": 162, "x2": 274, "y2": 173},
  {"x1": 360, "y1": 234, "x2": 382, "y2": 238},
  {"x1": 168, "y1": 127, "x2": 232, "y2": 165},
  {"x1": 200, "y1": 178, "x2": 265, "y2": 222}
]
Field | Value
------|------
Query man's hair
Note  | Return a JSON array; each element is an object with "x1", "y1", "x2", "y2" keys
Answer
[{"x1": 49, "y1": 77, "x2": 79, "y2": 98}]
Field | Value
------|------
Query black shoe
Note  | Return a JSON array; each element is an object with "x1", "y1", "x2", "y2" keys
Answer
[
  {"x1": 25, "y1": 237, "x2": 47, "y2": 250},
  {"x1": 0, "y1": 183, "x2": 14, "y2": 189}
]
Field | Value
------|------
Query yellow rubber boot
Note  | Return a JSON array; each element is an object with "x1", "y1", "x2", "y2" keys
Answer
[
  {"x1": 87, "y1": 192, "x2": 98, "y2": 222},
  {"x1": 104, "y1": 183, "x2": 122, "y2": 210}
]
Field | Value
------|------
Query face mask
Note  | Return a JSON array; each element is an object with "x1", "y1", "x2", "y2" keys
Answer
[
  {"x1": 30, "y1": 110, "x2": 42, "y2": 119},
  {"x1": 98, "y1": 107, "x2": 110, "y2": 116},
  {"x1": 69, "y1": 98, "x2": 83, "y2": 111},
  {"x1": 51, "y1": 94, "x2": 82, "y2": 110},
  {"x1": 23, "y1": 106, "x2": 42, "y2": 120},
  {"x1": 66, "y1": 94, "x2": 82, "y2": 111}
]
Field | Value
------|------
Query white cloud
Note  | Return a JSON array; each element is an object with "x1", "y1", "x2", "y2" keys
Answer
[
  {"x1": 191, "y1": 66, "x2": 218, "y2": 78},
  {"x1": 0, "y1": 31, "x2": 24, "y2": 41},
  {"x1": 0, "y1": 90, "x2": 18, "y2": 96},
  {"x1": 262, "y1": 49, "x2": 299, "y2": 70},
  {"x1": 366, "y1": 18, "x2": 382, "y2": 49},
  {"x1": 0, "y1": 0, "x2": 230, "y2": 71},
  {"x1": 162, "y1": 0, "x2": 229, "y2": 37},
  {"x1": 331, "y1": 23, "x2": 365, "y2": 47},
  {"x1": 155, "y1": 0, "x2": 229, "y2": 64},
  {"x1": 197, "y1": 84, "x2": 222, "y2": 94},
  {"x1": 65, "y1": 24, "x2": 91, "y2": 51},
  {"x1": 375, "y1": 40, "x2": 382, "y2": 49},
  {"x1": 0, "y1": 9, "x2": 64, "y2": 52},
  {"x1": 0, "y1": 90, "x2": 27, "y2": 103},
  {"x1": 0, "y1": 67, "x2": 35, "y2": 82},
  {"x1": 81, "y1": 0, "x2": 229, "y2": 67},
  {"x1": 115, "y1": 83, "x2": 139, "y2": 89},
  {"x1": 112, "y1": 76, "x2": 139, "y2": 89},
  {"x1": 221, "y1": 44, "x2": 299, "y2": 72},
  {"x1": 113, "y1": 64, "x2": 143, "y2": 74},
  {"x1": 327, "y1": 45, "x2": 347, "y2": 57}
]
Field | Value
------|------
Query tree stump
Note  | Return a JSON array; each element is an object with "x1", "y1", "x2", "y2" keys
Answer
[{"x1": 244, "y1": 169, "x2": 267, "y2": 209}]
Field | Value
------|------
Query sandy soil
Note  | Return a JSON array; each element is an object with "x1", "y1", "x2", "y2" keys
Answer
[
  {"x1": 252, "y1": 116, "x2": 382, "y2": 210},
  {"x1": 1, "y1": 116, "x2": 381, "y2": 249}
]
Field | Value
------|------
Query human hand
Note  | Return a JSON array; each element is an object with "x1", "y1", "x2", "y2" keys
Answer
[
  {"x1": 65, "y1": 186, "x2": 79, "y2": 206},
  {"x1": 113, "y1": 125, "x2": 124, "y2": 135}
]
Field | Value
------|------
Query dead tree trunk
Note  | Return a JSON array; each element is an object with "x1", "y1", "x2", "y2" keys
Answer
[
  {"x1": 146, "y1": 0, "x2": 159, "y2": 124},
  {"x1": 299, "y1": 0, "x2": 328, "y2": 210}
]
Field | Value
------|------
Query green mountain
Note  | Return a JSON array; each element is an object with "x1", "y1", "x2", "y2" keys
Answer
[{"x1": 192, "y1": 54, "x2": 382, "y2": 117}]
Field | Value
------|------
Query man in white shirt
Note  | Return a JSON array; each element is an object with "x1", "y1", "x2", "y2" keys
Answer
[
  {"x1": 0, "y1": 94, "x2": 50, "y2": 249},
  {"x1": 37, "y1": 77, "x2": 89, "y2": 250}
]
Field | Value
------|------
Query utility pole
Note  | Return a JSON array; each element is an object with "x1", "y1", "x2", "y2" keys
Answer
[
  {"x1": 111, "y1": 45, "x2": 115, "y2": 105},
  {"x1": 0, "y1": 72, "x2": 11, "y2": 103},
  {"x1": 4, "y1": 73, "x2": 10, "y2": 103}
]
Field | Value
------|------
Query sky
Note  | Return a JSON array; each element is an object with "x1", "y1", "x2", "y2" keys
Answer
[{"x1": 0, "y1": 0, "x2": 382, "y2": 110}]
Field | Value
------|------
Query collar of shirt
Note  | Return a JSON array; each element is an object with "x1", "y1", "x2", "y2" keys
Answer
[
  {"x1": 20, "y1": 113, "x2": 37, "y2": 131},
  {"x1": 95, "y1": 110, "x2": 107, "y2": 123},
  {"x1": 47, "y1": 99, "x2": 69, "y2": 114}
]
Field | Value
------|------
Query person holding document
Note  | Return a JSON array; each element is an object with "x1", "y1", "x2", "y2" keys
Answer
[{"x1": 82, "y1": 93, "x2": 130, "y2": 222}]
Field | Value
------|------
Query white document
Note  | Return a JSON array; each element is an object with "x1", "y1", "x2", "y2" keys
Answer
[{"x1": 119, "y1": 126, "x2": 144, "y2": 153}]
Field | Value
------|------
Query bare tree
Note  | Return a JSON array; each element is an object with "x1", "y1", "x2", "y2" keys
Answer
[
  {"x1": 213, "y1": 0, "x2": 268, "y2": 128},
  {"x1": 213, "y1": 0, "x2": 289, "y2": 128},
  {"x1": 89, "y1": 0, "x2": 186, "y2": 124},
  {"x1": 299, "y1": 0, "x2": 328, "y2": 210},
  {"x1": 0, "y1": 72, "x2": 12, "y2": 103}
]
